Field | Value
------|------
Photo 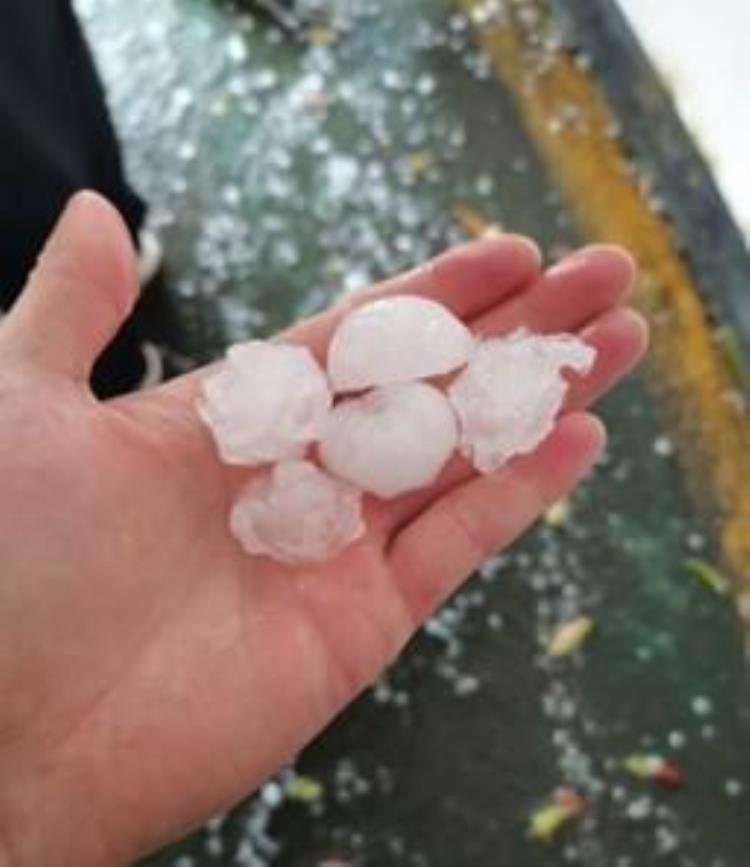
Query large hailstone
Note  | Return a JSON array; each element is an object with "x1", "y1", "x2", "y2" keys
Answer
[
  {"x1": 230, "y1": 460, "x2": 364, "y2": 564},
  {"x1": 449, "y1": 330, "x2": 596, "y2": 473},
  {"x1": 328, "y1": 295, "x2": 474, "y2": 392},
  {"x1": 320, "y1": 381, "x2": 459, "y2": 498},
  {"x1": 198, "y1": 341, "x2": 332, "y2": 465}
]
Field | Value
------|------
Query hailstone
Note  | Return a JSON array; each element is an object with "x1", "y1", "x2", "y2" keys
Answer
[
  {"x1": 449, "y1": 330, "x2": 596, "y2": 473},
  {"x1": 198, "y1": 341, "x2": 332, "y2": 465},
  {"x1": 320, "y1": 381, "x2": 459, "y2": 498},
  {"x1": 328, "y1": 295, "x2": 474, "y2": 392},
  {"x1": 230, "y1": 460, "x2": 365, "y2": 564}
]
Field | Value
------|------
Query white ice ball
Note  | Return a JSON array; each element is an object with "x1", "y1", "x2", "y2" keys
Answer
[
  {"x1": 320, "y1": 381, "x2": 459, "y2": 499},
  {"x1": 448, "y1": 330, "x2": 596, "y2": 473},
  {"x1": 198, "y1": 341, "x2": 332, "y2": 465},
  {"x1": 230, "y1": 460, "x2": 364, "y2": 564},
  {"x1": 328, "y1": 295, "x2": 474, "y2": 392}
]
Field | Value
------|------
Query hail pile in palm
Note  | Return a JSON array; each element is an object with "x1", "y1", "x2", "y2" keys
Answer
[{"x1": 198, "y1": 295, "x2": 595, "y2": 564}]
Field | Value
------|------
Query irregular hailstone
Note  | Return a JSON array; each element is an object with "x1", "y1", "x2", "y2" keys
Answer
[
  {"x1": 230, "y1": 460, "x2": 364, "y2": 564},
  {"x1": 198, "y1": 341, "x2": 331, "y2": 465},
  {"x1": 328, "y1": 295, "x2": 474, "y2": 392},
  {"x1": 320, "y1": 381, "x2": 458, "y2": 498},
  {"x1": 448, "y1": 330, "x2": 596, "y2": 473}
]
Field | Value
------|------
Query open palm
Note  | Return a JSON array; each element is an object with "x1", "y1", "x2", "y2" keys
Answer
[{"x1": 0, "y1": 193, "x2": 647, "y2": 866}]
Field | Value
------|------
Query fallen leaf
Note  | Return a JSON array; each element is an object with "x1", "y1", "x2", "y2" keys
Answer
[
  {"x1": 453, "y1": 203, "x2": 502, "y2": 239},
  {"x1": 528, "y1": 788, "x2": 586, "y2": 842},
  {"x1": 287, "y1": 774, "x2": 325, "y2": 803},
  {"x1": 685, "y1": 558, "x2": 731, "y2": 596},
  {"x1": 624, "y1": 754, "x2": 684, "y2": 788},
  {"x1": 407, "y1": 150, "x2": 435, "y2": 178},
  {"x1": 547, "y1": 616, "x2": 594, "y2": 658}
]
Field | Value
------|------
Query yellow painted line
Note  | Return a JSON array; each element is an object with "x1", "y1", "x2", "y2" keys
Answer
[{"x1": 460, "y1": 0, "x2": 750, "y2": 620}]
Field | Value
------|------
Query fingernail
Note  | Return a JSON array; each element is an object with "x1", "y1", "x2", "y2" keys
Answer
[
  {"x1": 492, "y1": 234, "x2": 543, "y2": 268},
  {"x1": 547, "y1": 245, "x2": 637, "y2": 287},
  {"x1": 516, "y1": 236, "x2": 543, "y2": 268},
  {"x1": 546, "y1": 248, "x2": 598, "y2": 278}
]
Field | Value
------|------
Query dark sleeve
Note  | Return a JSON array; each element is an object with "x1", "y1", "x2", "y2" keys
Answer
[{"x1": 0, "y1": 0, "x2": 145, "y2": 302}]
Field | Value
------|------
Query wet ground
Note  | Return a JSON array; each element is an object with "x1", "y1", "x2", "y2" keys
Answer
[{"x1": 76, "y1": 0, "x2": 750, "y2": 864}]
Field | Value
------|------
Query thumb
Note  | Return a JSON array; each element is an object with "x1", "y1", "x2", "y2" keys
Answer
[{"x1": 2, "y1": 190, "x2": 140, "y2": 382}]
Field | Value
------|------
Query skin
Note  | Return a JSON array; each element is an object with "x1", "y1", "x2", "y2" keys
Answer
[{"x1": 0, "y1": 192, "x2": 648, "y2": 866}]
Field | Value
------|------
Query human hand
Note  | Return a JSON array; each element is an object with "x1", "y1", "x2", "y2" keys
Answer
[{"x1": 0, "y1": 193, "x2": 647, "y2": 866}]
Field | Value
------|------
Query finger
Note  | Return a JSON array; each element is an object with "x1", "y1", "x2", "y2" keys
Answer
[
  {"x1": 294, "y1": 234, "x2": 542, "y2": 359},
  {"x1": 473, "y1": 245, "x2": 635, "y2": 340},
  {"x1": 379, "y1": 305, "x2": 647, "y2": 534},
  {"x1": 2, "y1": 191, "x2": 139, "y2": 381},
  {"x1": 389, "y1": 413, "x2": 605, "y2": 621},
  {"x1": 156, "y1": 234, "x2": 542, "y2": 404},
  {"x1": 566, "y1": 306, "x2": 649, "y2": 409}
]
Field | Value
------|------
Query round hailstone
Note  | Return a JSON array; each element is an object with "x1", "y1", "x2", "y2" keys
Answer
[
  {"x1": 198, "y1": 341, "x2": 332, "y2": 466},
  {"x1": 320, "y1": 381, "x2": 459, "y2": 499},
  {"x1": 230, "y1": 460, "x2": 364, "y2": 564},
  {"x1": 449, "y1": 330, "x2": 596, "y2": 473},
  {"x1": 328, "y1": 295, "x2": 474, "y2": 392}
]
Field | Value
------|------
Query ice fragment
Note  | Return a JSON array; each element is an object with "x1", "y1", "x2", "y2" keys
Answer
[
  {"x1": 199, "y1": 341, "x2": 331, "y2": 465},
  {"x1": 230, "y1": 461, "x2": 364, "y2": 564},
  {"x1": 328, "y1": 295, "x2": 474, "y2": 392},
  {"x1": 324, "y1": 154, "x2": 360, "y2": 199},
  {"x1": 320, "y1": 381, "x2": 458, "y2": 498},
  {"x1": 449, "y1": 330, "x2": 596, "y2": 472}
]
